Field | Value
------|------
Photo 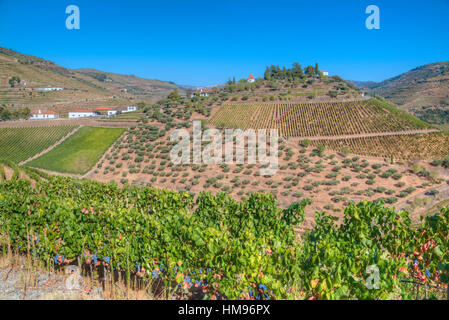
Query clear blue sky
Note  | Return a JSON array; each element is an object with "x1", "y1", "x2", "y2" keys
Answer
[{"x1": 0, "y1": 0, "x2": 448, "y2": 86}]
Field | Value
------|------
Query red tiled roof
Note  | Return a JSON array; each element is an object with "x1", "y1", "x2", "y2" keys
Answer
[
  {"x1": 248, "y1": 73, "x2": 255, "y2": 79},
  {"x1": 195, "y1": 88, "x2": 211, "y2": 93},
  {"x1": 321, "y1": 70, "x2": 328, "y2": 72},
  {"x1": 32, "y1": 110, "x2": 58, "y2": 115},
  {"x1": 95, "y1": 107, "x2": 112, "y2": 111}
]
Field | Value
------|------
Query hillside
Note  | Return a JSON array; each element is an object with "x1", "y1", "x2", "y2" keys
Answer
[
  {"x1": 359, "y1": 61, "x2": 449, "y2": 110},
  {"x1": 74, "y1": 68, "x2": 185, "y2": 102},
  {"x1": 209, "y1": 99, "x2": 433, "y2": 137},
  {"x1": 0, "y1": 47, "x2": 183, "y2": 112}
]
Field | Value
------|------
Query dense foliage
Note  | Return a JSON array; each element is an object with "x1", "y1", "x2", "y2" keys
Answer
[
  {"x1": 0, "y1": 175, "x2": 448, "y2": 299},
  {"x1": 0, "y1": 105, "x2": 31, "y2": 122},
  {"x1": 414, "y1": 106, "x2": 449, "y2": 125}
]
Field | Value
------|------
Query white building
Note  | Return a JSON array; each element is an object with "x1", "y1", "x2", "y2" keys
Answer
[
  {"x1": 247, "y1": 73, "x2": 255, "y2": 83},
  {"x1": 122, "y1": 106, "x2": 138, "y2": 113},
  {"x1": 190, "y1": 88, "x2": 211, "y2": 98},
  {"x1": 30, "y1": 110, "x2": 59, "y2": 120},
  {"x1": 321, "y1": 70, "x2": 329, "y2": 76},
  {"x1": 108, "y1": 110, "x2": 118, "y2": 116},
  {"x1": 68, "y1": 110, "x2": 96, "y2": 118},
  {"x1": 35, "y1": 87, "x2": 64, "y2": 91}
]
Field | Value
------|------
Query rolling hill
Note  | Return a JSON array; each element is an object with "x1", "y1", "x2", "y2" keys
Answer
[
  {"x1": 0, "y1": 47, "x2": 184, "y2": 112},
  {"x1": 358, "y1": 61, "x2": 449, "y2": 110}
]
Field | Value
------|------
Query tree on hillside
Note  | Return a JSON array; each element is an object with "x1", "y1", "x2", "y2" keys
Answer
[
  {"x1": 315, "y1": 62, "x2": 320, "y2": 77},
  {"x1": 264, "y1": 67, "x2": 271, "y2": 80},
  {"x1": 21, "y1": 107, "x2": 31, "y2": 119},
  {"x1": 136, "y1": 101, "x2": 146, "y2": 109},
  {"x1": 168, "y1": 90, "x2": 181, "y2": 101},
  {"x1": 292, "y1": 62, "x2": 303, "y2": 79},
  {"x1": 305, "y1": 65, "x2": 315, "y2": 78},
  {"x1": 0, "y1": 106, "x2": 11, "y2": 121},
  {"x1": 8, "y1": 76, "x2": 20, "y2": 88},
  {"x1": 276, "y1": 66, "x2": 281, "y2": 79},
  {"x1": 281, "y1": 66, "x2": 287, "y2": 79}
]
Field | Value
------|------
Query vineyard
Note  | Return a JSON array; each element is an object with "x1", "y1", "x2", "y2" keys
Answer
[
  {"x1": 209, "y1": 99, "x2": 432, "y2": 138},
  {"x1": 0, "y1": 126, "x2": 78, "y2": 163},
  {"x1": 0, "y1": 173, "x2": 448, "y2": 300},
  {"x1": 27, "y1": 126, "x2": 125, "y2": 175},
  {"x1": 310, "y1": 132, "x2": 449, "y2": 160}
]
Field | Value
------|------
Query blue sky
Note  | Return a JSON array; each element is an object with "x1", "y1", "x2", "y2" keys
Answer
[{"x1": 0, "y1": 0, "x2": 448, "y2": 86}]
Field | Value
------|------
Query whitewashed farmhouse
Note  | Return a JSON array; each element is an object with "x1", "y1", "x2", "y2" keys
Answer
[
  {"x1": 35, "y1": 87, "x2": 64, "y2": 91},
  {"x1": 121, "y1": 106, "x2": 138, "y2": 113},
  {"x1": 68, "y1": 110, "x2": 96, "y2": 118},
  {"x1": 30, "y1": 110, "x2": 59, "y2": 120}
]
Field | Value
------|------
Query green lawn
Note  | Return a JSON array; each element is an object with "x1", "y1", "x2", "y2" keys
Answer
[{"x1": 28, "y1": 126, "x2": 125, "y2": 174}]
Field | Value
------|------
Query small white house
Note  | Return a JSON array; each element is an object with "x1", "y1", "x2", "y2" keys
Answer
[
  {"x1": 122, "y1": 106, "x2": 138, "y2": 113},
  {"x1": 30, "y1": 110, "x2": 59, "y2": 120},
  {"x1": 190, "y1": 88, "x2": 211, "y2": 98},
  {"x1": 107, "y1": 110, "x2": 118, "y2": 117},
  {"x1": 247, "y1": 73, "x2": 255, "y2": 83},
  {"x1": 68, "y1": 110, "x2": 96, "y2": 118},
  {"x1": 321, "y1": 70, "x2": 329, "y2": 76},
  {"x1": 36, "y1": 87, "x2": 64, "y2": 91}
]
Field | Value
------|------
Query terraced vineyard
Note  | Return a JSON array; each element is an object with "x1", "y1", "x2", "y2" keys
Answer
[
  {"x1": 209, "y1": 99, "x2": 432, "y2": 137},
  {"x1": 310, "y1": 132, "x2": 449, "y2": 160},
  {"x1": 0, "y1": 125, "x2": 78, "y2": 163}
]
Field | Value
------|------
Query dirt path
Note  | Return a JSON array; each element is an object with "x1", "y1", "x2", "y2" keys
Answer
[
  {"x1": 288, "y1": 129, "x2": 440, "y2": 142},
  {"x1": 19, "y1": 126, "x2": 82, "y2": 166},
  {"x1": 0, "y1": 257, "x2": 104, "y2": 300}
]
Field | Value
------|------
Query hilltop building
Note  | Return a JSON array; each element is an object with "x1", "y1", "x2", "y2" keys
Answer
[
  {"x1": 321, "y1": 70, "x2": 329, "y2": 76},
  {"x1": 248, "y1": 74, "x2": 255, "y2": 83},
  {"x1": 191, "y1": 88, "x2": 211, "y2": 98},
  {"x1": 30, "y1": 110, "x2": 59, "y2": 120}
]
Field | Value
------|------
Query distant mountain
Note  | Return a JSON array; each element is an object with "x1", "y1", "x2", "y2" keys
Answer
[
  {"x1": 75, "y1": 68, "x2": 184, "y2": 101},
  {"x1": 358, "y1": 61, "x2": 449, "y2": 109},
  {"x1": 0, "y1": 47, "x2": 184, "y2": 111},
  {"x1": 348, "y1": 80, "x2": 378, "y2": 87},
  {"x1": 178, "y1": 83, "x2": 225, "y2": 90}
]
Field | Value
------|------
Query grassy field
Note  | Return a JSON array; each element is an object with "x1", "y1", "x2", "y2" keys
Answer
[
  {"x1": 0, "y1": 126, "x2": 78, "y2": 163},
  {"x1": 28, "y1": 126, "x2": 125, "y2": 174}
]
